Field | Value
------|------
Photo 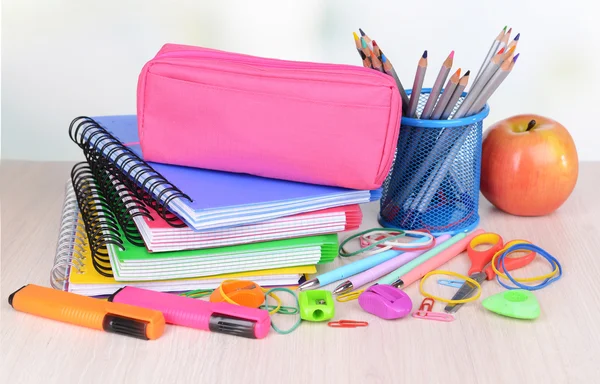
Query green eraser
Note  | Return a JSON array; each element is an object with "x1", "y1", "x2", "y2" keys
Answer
[
  {"x1": 298, "y1": 290, "x2": 335, "y2": 322},
  {"x1": 482, "y1": 289, "x2": 540, "y2": 320}
]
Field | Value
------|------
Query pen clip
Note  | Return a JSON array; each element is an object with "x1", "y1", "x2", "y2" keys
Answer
[{"x1": 438, "y1": 279, "x2": 465, "y2": 288}]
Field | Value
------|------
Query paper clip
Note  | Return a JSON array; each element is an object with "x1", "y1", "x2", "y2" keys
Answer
[
  {"x1": 411, "y1": 298, "x2": 455, "y2": 322},
  {"x1": 336, "y1": 289, "x2": 364, "y2": 302},
  {"x1": 438, "y1": 279, "x2": 465, "y2": 288},
  {"x1": 327, "y1": 320, "x2": 369, "y2": 328}
]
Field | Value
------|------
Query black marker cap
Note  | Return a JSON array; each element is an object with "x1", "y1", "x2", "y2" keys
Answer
[
  {"x1": 209, "y1": 314, "x2": 257, "y2": 339},
  {"x1": 103, "y1": 314, "x2": 149, "y2": 340}
]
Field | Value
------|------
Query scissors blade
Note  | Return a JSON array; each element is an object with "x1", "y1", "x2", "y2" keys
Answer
[{"x1": 444, "y1": 272, "x2": 487, "y2": 313}]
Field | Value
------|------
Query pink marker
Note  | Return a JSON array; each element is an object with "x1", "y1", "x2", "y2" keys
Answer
[{"x1": 108, "y1": 286, "x2": 271, "y2": 339}]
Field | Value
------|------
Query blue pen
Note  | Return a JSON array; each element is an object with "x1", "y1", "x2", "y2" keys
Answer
[{"x1": 298, "y1": 236, "x2": 429, "y2": 291}]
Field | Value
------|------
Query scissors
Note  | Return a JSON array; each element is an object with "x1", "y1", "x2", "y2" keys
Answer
[{"x1": 444, "y1": 234, "x2": 536, "y2": 314}]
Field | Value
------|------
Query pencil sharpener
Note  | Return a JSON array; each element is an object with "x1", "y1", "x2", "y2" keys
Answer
[
  {"x1": 358, "y1": 284, "x2": 412, "y2": 320},
  {"x1": 298, "y1": 290, "x2": 335, "y2": 322}
]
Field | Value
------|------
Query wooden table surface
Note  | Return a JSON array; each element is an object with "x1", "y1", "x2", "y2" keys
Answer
[{"x1": 1, "y1": 160, "x2": 599, "y2": 383}]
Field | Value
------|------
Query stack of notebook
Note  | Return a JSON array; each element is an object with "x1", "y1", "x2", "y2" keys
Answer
[{"x1": 51, "y1": 115, "x2": 379, "y2": 296}]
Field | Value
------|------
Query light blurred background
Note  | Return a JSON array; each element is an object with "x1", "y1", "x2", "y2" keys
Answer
[{"x1": 1, "y1": 0, "x2": 599, "y2": 160}]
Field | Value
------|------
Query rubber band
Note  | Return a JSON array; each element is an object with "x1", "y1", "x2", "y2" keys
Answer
[
  {"x1": 263, "y1": 287, "x2": 302, "y2": 335},
  {"x1": 259, "y1": 304, "x2": 299, "y2": 315},
  {"x1": 491, "y1": 242, "x2": 559, "y2": 283},
  {"x1": 339, "y1": 228, "x2": 435, "y2": 257},
  {"x1": 492, "y1": 243, "x2": 562, "y2": 291},
  {"x1": 217, "y1": 280, "x2": 282, "y2": 315},
  {"x1": 179, "y1": 289, "x2": 213, "y2": 299},
  {"x1": 419, "y1": 270, "x2": 482, "y2": 304},
  {"x1": 336, "y1": 289, "x2": 364, "y2": 302}
]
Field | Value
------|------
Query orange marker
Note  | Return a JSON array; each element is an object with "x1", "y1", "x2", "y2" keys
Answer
[{"x1": 9, "y1": 284, "x2": 165, "y2": 340}]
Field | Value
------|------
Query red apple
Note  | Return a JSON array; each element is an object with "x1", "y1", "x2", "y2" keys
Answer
[{"x1": 480, "y1": 114, "x2": 578, "y2": 216}]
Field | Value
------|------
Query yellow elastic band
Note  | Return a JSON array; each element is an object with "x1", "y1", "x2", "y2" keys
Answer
[
  {"x1": 419, "y1": 270, "x2": 482, "y2": 304},
  {"x1": 262, "y1": 288, "x2": 282, "y2": 315},
  {"x1": 217, "y1": 280, "x2": 282, "y2": 315},
  {"x1": 491, "y1": 241, "x2": 559, "y2": 282},
  {"x1": 336, "y1": 289, "x2": 364, "y2": 302}
]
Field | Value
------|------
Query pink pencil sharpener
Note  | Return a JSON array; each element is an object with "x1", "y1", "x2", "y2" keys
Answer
[{"x1": 358, "y1": 284, "x2": 412, "y2": 320}]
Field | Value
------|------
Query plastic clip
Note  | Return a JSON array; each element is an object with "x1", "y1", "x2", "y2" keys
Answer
[
  {"x1": 438, "y1": 279, "x2": 465, "y2": 288},
  {"x1": 412, "y1": 298, "x2": 455, "y2": 322},
  {"x1": 327, "y1": 320, "x2": 369, "y2": 328}
]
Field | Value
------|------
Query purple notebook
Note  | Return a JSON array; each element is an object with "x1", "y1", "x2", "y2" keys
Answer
[{"x1": 80, "y1": 115, "x2": 380, "y2": 231}]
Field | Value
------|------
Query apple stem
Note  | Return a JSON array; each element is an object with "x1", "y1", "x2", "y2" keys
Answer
[{"x1": 526, "y1": 120, "x2": 536, "y2": 131}]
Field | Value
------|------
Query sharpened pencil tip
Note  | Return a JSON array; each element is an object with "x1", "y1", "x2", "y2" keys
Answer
[
  {"x1": 513, "y1": 53, "x2": 520, "y2": 62},
  {"x1": 353, "y1": 31, "x2": 360, "y2": 41},
  {"x1": 507, "y1": 27, "x2": 512, "y2": 34},
  {"x1": 359, "y1": 28, "x2": 366, "y2": 36},
  {"x1": 514, "y1": 33, "x2": 521, "y2": 41},
  {"x1": 454, "y1": 68, "x2": 461, "y2": 77},
  {"x1": 449, "y1": 50, "x2": 455, "y2": 59},
  {"x1": 361, "y1": 38, "x2": 367, "y2": 49},
  {"x1": 381, "y1": 53, "x2": 387, "y2": 63},
  {"x1": 464, "y1": 70, "x2": 471, "y2": 76},
  {"x1": 423, "y1": 50, "x2": 428, "y2": 58},
  {"x1": 372, "y1": 40, "x2": 378, "y2": 47},
  {"x1": 503, "y1": 25, "x2": 507, "y2": 31}
]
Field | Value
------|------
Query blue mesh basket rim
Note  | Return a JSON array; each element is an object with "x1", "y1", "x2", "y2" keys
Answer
[
  {"x1": 377, "y1": 214, "x2": 480, "y2": 237},
  {"x1": 404, "y1": 88, "x2": 490, "y2": 128}
]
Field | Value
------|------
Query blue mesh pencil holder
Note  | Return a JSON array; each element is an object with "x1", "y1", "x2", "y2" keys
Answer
[{"x1": 379, "y1": 88, "x2": 489, "y2": 235}]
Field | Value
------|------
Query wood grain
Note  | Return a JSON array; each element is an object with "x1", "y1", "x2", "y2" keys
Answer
[{"x1": 1, "y1": 160, "x2": 599, "y2": 384}]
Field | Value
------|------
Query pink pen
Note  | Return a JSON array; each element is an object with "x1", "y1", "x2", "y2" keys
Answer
[
  {"x1": 108, "y1": 286, "x2": 271, "y2": 339},
  {"x1": 333, "y1": 234, "x2": 452, "y2": 294},
  {"x1": 391, "y1": 229, "x2": 485, "y2": 288}
]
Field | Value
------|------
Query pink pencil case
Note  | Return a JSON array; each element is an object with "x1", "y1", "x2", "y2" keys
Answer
[{"x1": 137, "y1": 43, "x2": 402, "y2": 190}]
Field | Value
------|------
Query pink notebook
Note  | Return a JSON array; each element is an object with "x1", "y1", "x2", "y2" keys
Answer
[{"x1": 134, "y1": 205, "x2": 362, "y2": 252}]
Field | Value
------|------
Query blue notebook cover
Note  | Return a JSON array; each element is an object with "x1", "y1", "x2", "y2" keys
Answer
[{"x1": 88, "y1": 115, "x2": 380, "y2": 229}]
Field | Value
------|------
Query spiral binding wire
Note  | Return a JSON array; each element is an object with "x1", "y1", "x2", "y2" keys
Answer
[
  {"x1": 50, "y1": 182, "x2": 90, "y2": 290},
  {"x1": 68, "y1": 116, "x2": 192, "y2": 228},
  {"x1": 70, "y1": 162, "x2": 125, "y2": 277}
]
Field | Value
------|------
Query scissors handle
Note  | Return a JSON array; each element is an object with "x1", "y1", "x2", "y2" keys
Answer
[
  {"x1": 484, "y1": 240, "x2": 537, "y2": 280},
  {"x1": 466, "y1": 233, "x2": 504, "y2": 276}
]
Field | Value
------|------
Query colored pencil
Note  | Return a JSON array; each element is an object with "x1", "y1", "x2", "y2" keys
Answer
[
  {"x1": 358, "y1": 50, "x2": 371, "y2": 68},
  {"x1": 372, "y1": 40, "x2": 382, "y2": 60},
  {"x1": 370, "y1": 51, "x2": 384, "y2": 72},
  {"x1": 473, "y1": 26, "x2": 505, "y2": 84},
  {"x1": 467, "y1": 53, "x2": 519, "y2": 114},
  {"x1": 441, "y1": 70, "x2": 470, "y2": 119},
  {"x1": 359, "y1": 28, "x2": 374, "y2": 50},
  {"x1": 501, "y1": 27, "x2": 512, "y2": 49},
  {"x1": 454, "y1": 48, "x2": 504, "y2": 119},
  {"x1": 381, "y1": 53, "x2": 410, "y2": 116},
  {"x1": 420, "y1": 51, "x2": 454, "y2": 119},
  {"x1": 506, "y1": 33, "x2": 520, "y2": 51},
  {"x1": 353, "y1": 31, "x2": 362, "y2": 55},
  {"x1": 360, "y1": 37, "x2": 374, "y2": 69},
  {"x1": 430, "y1": 68, "x2": 461, "y2": 120},
  {"x1": 407, "y1": 50, "x2": 428, "y2": 118}
]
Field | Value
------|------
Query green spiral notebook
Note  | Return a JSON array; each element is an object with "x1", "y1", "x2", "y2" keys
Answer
[{"x1": 108, "y1": 230, "x2": 338, "y2": 282}]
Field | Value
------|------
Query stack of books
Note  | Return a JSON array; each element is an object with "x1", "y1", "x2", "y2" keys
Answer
[{"x1": 51, "y1": 115, "x2": 379, "y2": 296}]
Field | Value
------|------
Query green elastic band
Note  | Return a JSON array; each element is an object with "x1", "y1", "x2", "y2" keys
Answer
[
  {"x1": 263, "y1": 287, "x2": 301, "y2": 335},
  {"x1": 339, "y1": 228, "x2": 406, "y2": 257},
  {"x1": 179, "y1": 289, "x2": 214, "y2": 299},
  {"x1": 259, "y1": 304, "x2": 299, "y2": 315}
]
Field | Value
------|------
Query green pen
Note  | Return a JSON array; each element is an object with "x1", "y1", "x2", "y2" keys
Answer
[{"x1": 375, "y1": 232, "x2": 468, "y2": 286}]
